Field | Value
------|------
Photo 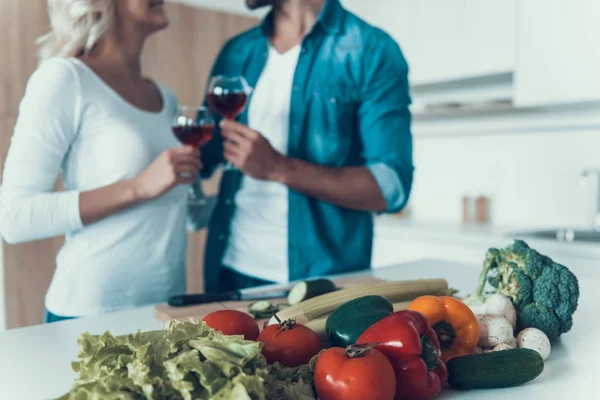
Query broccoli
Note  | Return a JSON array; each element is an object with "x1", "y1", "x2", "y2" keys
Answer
[{"x1": 465, "y1": 240, "x2": 579, "y2": 340}]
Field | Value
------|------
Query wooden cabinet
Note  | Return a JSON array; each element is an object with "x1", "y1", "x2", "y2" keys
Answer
[
  {"x1": 0, "y1": 3, "x2": 257, "y2": 330},
  {"x1": 515, "y1": 0, "x2": 600, "y2": 106}
]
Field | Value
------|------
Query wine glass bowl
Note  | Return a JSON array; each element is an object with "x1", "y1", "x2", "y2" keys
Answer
[
  {"x1": 206, "y1": 75, "x2": 252, "y2": 171},
  {"x1": 206, "y1": 76, "x2": 252, "y2": 120},
  {"x1": 171, "y1": 106, "x2": 214, "y2": 205},
  {"x1": 172, "y1": 106, "x2": 214, "y2": 148}
]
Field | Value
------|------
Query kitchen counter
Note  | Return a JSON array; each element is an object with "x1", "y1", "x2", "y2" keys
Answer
[
  {"x1": 375, "y1": 216, "x2": 600, "y2": 259},
  {"x1": 0, "y1": 259, "x2": 596, "y2": 400},
  {"x1": 373, "y1": 217, "x2": 600, "y2": 273}
]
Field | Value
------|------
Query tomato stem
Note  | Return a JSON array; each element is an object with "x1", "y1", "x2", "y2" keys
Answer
[
  {"x1": 345, "y1": 342, "x2": 382, "y2": 359},
  {"x1": 273, "y1": 313, "x2": 296, "y2": 337}
]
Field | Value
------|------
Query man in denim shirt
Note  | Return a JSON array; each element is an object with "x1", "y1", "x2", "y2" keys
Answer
[{"x1": 200, "y1": 0, "x2": 413, "y2": 292}]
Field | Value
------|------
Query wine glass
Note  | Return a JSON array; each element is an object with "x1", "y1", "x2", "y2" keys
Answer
[
  {"x1": 171, "y1": 106, "x2": 214, "y2": 205},
  {"x1": 206, "y1": 75, "x2": 252, "y2": 170}
]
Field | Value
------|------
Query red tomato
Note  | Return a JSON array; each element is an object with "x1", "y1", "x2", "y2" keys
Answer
[
  {"x1": 257, "y1": 320, "x2": 322, "y2": 367},
  {"x1": 314, "y1": 346, "x2": 396, "y2": 400},
  {"x1": 202, "y1": 310, "x2": 259, "y2": 341}
]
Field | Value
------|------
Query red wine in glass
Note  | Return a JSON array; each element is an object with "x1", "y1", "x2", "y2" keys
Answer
[
  {"x1": 206, "y1": 76, "x2": 252, "y2": 170},
  {"x1": 207, "y1": 92, "x2": 248, "y2": 120},
  {"x1": 171, "y1": 106, "x2": 214, "y2": 205},
  {"x1": 173, "y1": 125, "x2": 214, "y2": 148}
]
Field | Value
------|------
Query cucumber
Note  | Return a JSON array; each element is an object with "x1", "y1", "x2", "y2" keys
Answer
[
  {"x1": 325, "y1": 295, "x2": 394, "y2": 347},
  {"x1": 248, "y1": 301, "x2": 275, "y2": 319},
  {"x1": 287, "y1": 279, "x2": 337, "y2": 305},
  {"x1": 447, "y1": 348, "x2": 544, "y2": 390}
]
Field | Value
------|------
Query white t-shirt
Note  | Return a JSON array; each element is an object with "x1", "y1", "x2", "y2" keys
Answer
[
  {"x1": 222, "y1": 45, "x2": 301, "y2": 283},
  {"x1": 0, "y1": 58, "x2": 189, "y2": 316}
]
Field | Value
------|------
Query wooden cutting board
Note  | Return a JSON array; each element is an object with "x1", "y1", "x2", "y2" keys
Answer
[{"x1": 154, "y1": 275, "x2": 384, "y2": 325}]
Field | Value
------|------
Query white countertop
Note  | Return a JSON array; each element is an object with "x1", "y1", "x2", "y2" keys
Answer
[
  {"x1": 374, "y1": 216, "x2": 600, "y2": 262},
  {"x1": 0, "y1": 259, "x2": 596, "y2": 400}
]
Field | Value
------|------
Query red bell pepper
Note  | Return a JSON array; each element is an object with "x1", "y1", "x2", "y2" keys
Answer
[{"x1": 357, "y1": 310, "x2": 448, "y2": 400}]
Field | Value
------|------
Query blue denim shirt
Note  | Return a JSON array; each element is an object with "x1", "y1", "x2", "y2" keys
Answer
[{"x1": 201, "y1": 0, "x2": 414, "y2": 292}]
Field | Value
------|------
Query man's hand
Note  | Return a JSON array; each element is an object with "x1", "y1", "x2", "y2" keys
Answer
[
  {"x1": 220, "y1": 121, "x2": 389, "y2": 213},
  {"x1": 220, "y1": 120, "x2": 287, "y2": 181}
]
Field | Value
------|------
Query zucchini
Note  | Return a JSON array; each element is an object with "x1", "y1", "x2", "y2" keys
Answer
[
  {"x1": 267, "y1": 279, "x2": 448, "y2": 327},
  {"x1": 248, "y1": 301, "x2": 275, "y2": 319},
  {"x1": 287, "y1": 279, "x2": 337, "y2": 305},
  {"x1": 447, "y1": 348, "x2": 544, "y2": 390},
  {"x1": 326, "y1": 295, "x2": 394, "y2": 347}
]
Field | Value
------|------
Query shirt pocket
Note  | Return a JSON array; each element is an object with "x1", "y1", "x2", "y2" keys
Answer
[{"x1": 305, "y1": 82, "x2": 360, "y2": 166}]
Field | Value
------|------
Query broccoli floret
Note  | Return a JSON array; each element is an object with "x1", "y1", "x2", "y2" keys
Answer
[
  {"x1": 499, "y1": 240, "x2": 545, "y2": 279},
  {"x1": 518, "y1": 303, "x2": 565, "y2": 339},
  {"x1": 466, "y1": 240, "x2": 580, "y2": 340}
]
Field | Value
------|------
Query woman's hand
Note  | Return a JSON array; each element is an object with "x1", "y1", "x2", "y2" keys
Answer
[{"x1": 132, "y1": 146, "x2": 202, "y2": 201}]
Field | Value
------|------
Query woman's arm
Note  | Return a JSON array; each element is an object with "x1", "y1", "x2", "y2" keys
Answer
[
  {"x1": 0, "y1": 59, "x2": 200, "y2": 244},
  {"x1": 77, "y1": 145, "x2": 201, "y2": 225}
]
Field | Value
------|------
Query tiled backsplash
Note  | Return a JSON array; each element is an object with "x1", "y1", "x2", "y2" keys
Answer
[{"x1": 409, "y1": 128, "x2": 599, "y2": 229}]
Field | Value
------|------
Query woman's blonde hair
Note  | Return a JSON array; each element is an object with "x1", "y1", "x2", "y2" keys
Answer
[{"x1": 37, "y1": 0, "x2": 114, "y2": 62}]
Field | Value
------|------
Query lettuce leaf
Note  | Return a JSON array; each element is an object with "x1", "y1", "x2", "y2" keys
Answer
[{"x1": 59, "y1": 318, "x2": 267, "y2": 400}]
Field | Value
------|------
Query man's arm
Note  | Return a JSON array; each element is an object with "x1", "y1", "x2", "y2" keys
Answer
[
  {"x1": 221, "y1": 122, "x2": 388, "y2": 212},
  {"x1": 221, "y1": 32, "x2": 413, "y2": 213},
  {"x1": 275, "y1": 159, "x2": 389, "y2": 212}
]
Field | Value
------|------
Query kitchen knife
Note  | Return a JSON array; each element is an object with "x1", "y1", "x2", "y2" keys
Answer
[{"x1": 168, "y1": 288, "x2": 289, "y2": 307}]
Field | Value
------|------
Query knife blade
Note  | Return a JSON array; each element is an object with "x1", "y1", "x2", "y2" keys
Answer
[{"x1": 168, "y1": 289, "x2": 289, "y2": 307}]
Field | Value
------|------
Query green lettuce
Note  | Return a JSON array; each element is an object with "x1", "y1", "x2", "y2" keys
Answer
[
  {"x1": 58, "y1": 318, "x2": 321, "y2": 400},
  {"x1": 58, "y1": 318, "x2": 267, "y2": 400}
]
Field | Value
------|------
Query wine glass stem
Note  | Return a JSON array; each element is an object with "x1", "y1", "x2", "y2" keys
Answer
[{"x1": 189, "y1": 180, "x2": 207, "y2": 205}]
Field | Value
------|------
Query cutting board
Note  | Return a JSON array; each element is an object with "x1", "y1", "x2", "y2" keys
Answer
[{"x1": 153, "y1": 275, "x2": 384, "y2": 325}]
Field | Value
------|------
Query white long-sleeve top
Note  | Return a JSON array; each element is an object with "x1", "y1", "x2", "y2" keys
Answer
[{"x1": 0, "y1": 58, "x2": 189, "y2": 316}]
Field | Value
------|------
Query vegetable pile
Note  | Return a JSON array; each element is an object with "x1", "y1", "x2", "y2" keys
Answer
[{"x1": 60, "y1": 240, "x2": 580, "y2": 399}]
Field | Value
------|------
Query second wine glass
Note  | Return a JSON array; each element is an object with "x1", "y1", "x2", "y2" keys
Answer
[
  {"x1": 171, "y1": 105, "x2": 214, "y2": 205},
  {"x1": 206, "y1": 75, "x2": 252, "y2": 170}
]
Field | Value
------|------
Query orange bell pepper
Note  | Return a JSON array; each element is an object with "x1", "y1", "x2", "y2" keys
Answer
[{"x1": 407, "y1": 296, "x2": 480, "y2": 362}]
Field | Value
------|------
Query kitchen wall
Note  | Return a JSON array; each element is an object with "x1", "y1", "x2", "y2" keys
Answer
[{"x1": 409, "y1": 127, "x2": 599, "y2": 230}]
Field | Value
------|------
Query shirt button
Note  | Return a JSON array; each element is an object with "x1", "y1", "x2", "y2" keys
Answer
[
  {"x1": 217, "y1": 234, "x2": 226, "y2": 241},
  {"x1": 224, "y1": 199, "x2": 232, "y2": 206},
  {"x1": 292, "y1": 124, "x2": 299, "y2": 131},
  {"x1": 293, "y1": 85, "x2": 300, "y2": 91},
  {"x1": 300, "y1": 47, "x2": 307, "y2": 54}
]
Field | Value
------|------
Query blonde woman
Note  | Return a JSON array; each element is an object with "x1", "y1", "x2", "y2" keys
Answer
[{"x1": 0, "y1": 0, "x2": 201, "y2": 322}]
